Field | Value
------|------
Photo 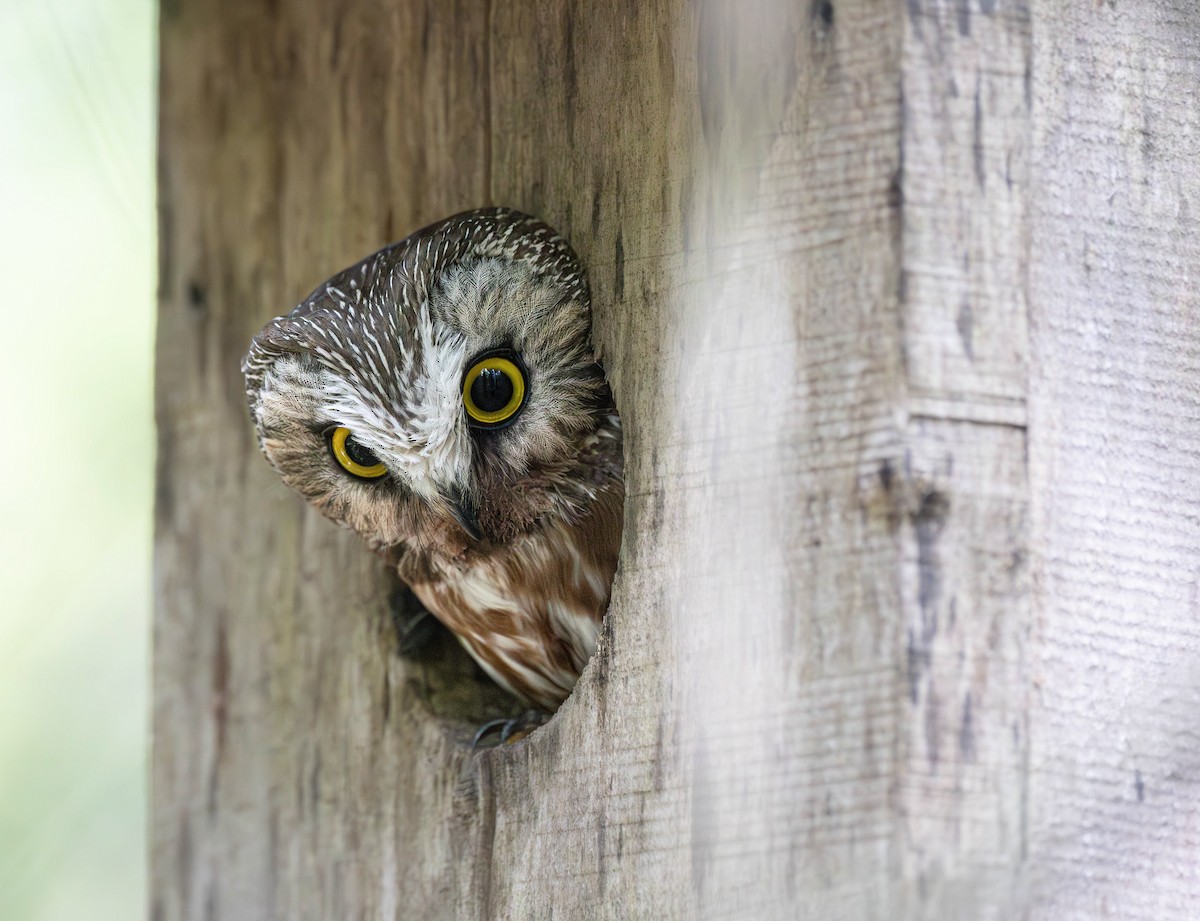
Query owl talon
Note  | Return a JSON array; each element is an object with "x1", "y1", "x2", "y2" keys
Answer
[
  {"x1": 471, "y1": 718, "x2": 510, "y2": 750},
  {"x1": 471, "y1": 710, "x2": 550, "y2": 750}
]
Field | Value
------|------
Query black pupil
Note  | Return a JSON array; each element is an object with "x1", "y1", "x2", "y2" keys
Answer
[
  {"x1": 471, "y1": 367, "x2": 514, "y2": 413},
  {"x1": 344, "y1": 434, "x2": 380, "y2": 468}
]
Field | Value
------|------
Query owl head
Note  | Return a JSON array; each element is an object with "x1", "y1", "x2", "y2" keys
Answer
[{"x1": 243, "y1": 209, "x2": 614, "y2": 557}]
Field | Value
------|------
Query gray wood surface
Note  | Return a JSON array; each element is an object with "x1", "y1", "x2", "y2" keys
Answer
[{"x1": 154, "y1": 2, "x2": 1200, "y2": 918}]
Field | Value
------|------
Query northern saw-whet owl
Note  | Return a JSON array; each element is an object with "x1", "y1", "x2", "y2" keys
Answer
[{"x1": 243, "y1": 209, "x2": 624, "y2": 712}]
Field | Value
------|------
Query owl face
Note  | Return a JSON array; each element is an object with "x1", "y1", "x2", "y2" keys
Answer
[{"x1": 243, "y1": 210, "x2": 612, "y2": 556}]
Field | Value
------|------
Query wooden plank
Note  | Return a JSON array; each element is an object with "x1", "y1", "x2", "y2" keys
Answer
[
  {"x1": 1027, "y1": 3, "x2": 1200, "y2": 918},
  {"x1": 154, "y1": 3, "x2": 496, "y2": 919},
  {"x1": 484, "y1": 2, "x2": 910, "y2": 917},
  {"x1": 892, "y1": 4, "x2": 1033, "y2": 917}
]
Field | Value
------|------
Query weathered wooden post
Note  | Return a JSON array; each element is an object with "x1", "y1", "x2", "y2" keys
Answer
[{"x1": 154, "y1": 2, "x2": 1200, "y2": 918}]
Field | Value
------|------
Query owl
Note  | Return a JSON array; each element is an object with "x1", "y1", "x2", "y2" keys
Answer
[{"x1": 242, "y1": 209, "x2": 624, "y2": 714}]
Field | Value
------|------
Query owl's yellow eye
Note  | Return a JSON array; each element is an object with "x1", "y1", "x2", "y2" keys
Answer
[
  {"x1": 329, "y1": 427, "x2": 388, "y2": 479},
  {"x1": 462, "y1": 353, "x2": 526, "y2": 427}
]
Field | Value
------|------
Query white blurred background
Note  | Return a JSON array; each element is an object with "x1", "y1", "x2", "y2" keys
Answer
[{"x1": 0, "y1": 1, "x2": 154, "y2": 919}]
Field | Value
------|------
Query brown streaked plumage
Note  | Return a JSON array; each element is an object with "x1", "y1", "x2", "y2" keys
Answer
[{"x1": 243, "y1": 209, "x2": 623, "y2": 710}]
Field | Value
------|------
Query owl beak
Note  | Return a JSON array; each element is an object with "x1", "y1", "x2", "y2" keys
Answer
[{"x1": 444, "y1": 487, "x2": 483, "y2": 542}]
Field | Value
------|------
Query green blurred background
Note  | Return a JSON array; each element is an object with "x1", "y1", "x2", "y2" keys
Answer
[{"x1": 0, "y1": 1, "x2": 154, "y2": 919}]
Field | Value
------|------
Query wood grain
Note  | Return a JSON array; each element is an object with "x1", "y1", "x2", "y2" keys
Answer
[
  {"x1": 154, "y1": 1, "x2": 1200, "y2": 918},
  {"x1": 1027, "y1": 3, "x2": 1200, "y2": 919}
]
